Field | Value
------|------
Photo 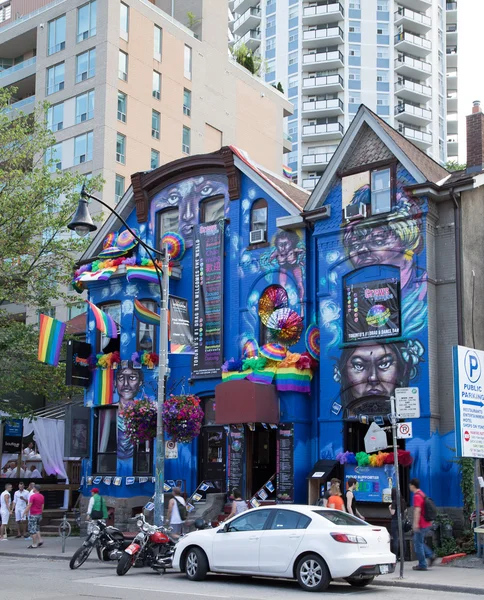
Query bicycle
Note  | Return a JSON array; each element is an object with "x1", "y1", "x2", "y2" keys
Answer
[{"x1": 59, "y1": 511, "x2": 72, "y2": 553}]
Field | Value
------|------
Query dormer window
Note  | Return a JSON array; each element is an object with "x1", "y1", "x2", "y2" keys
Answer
[
  {"x1": 371, "y1": 168, "x2": 391, "y2": 215},
  {"x1": 342, "y1": 164, "x2": 393, "y2": 221}
]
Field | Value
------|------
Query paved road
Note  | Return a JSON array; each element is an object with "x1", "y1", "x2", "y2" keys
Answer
[{"x1": 0, "y1": 556, "x2": 478, "y2": 600}]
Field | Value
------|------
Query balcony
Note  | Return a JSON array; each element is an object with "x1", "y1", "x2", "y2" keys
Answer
[
  {"x1": 0, "y1": 56, "x2": 36, "y2": 87},
  {"x1": 395, "y1": 31, "x2": 431, "y2": 58},
  {"x1": 232, "y1": 7, "x2": 261, "y2": 38},
  {"x1": 394, "y1": 103, "x2": 432, "y2": 127},
  {"x1": 233, "y1": 0, "x2": 258, "y2": 16},
  {"x1": 302, "y1": 73, "x2": 344, "y2": 93},
  {"x1": 283, "y1": 132, "x2": 292, "y2": 153},
  {"x1": 302, "y1": 152, "x2": 335, "y2": 169},
  {"x1": 446, "y1": 2, "x2": 457, "y2": 19},
  {"x1": 447, "y1": 111, "x2": 458, "y2": 135},
  {"x1": 447, "y1": 134, "x2": 458, "y2": 157},
  {"x1": 302, "y1": 121, "x2": 344, "y2": 141},
  {"x1": 398, "y1": 123, "x2": 432, "y2": 148},
  {"x1": 394, "y1": 7, "x2": 432, "y2": 35},
  {"x1": 302, "y1": 177, "x2": 320, "y2": 190},
  {"x1": 302, "y1": 2, "x2": 344, "y2": 26},
  {"x1": 446, "y1": 45, "x2": 458, "y2": 68},
  {"x1": 302, "y1": 97, "x2": 344, "y2": 118},
  {"x1": 302, "y1": 49, "x2": 344, "y2": 70},
  {"x1": 447, "y1": 68, "x2": 458, "y2": 82},
  {"x1": 398, "y1": 0, "x2": 432, "y2": 12},
  {"x1": 447, "y1": 90, "x2": 458, "y2": 111},
  {"x1": 233, "y1": 28, "x2": 261, "y2": 52},
  {"x1": 4, "y1": 95, "x2": 35, "y2": 118},
  {"x1": 394, "y1": 54, "x2": 431, "y2": 80},
  {"x1": 395, "y1": 78, "x2": 432, "y2": 103},
  {"x1": 302, "y1": 25, "x2": 344, "y2": 48}
]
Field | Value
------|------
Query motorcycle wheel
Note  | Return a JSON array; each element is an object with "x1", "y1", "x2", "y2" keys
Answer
[
  {"x1": 69, "y1": 544, "x2": 94, "y2": 570},
  {"x1": 117, "y1": 552, "x2": 135, "y2": 576}
]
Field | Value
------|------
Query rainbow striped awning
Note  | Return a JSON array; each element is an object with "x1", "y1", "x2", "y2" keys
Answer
[{"x1": 38, "y1": 314, "x2": 66, "y2": 367}]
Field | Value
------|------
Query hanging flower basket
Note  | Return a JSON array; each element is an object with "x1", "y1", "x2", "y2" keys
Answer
[
  {"x1": 162, "y1": 394, "x2": 204, "y2": 444},
  {"x1": 121, "y1": 398, "x2": 157, "y2": 444}
]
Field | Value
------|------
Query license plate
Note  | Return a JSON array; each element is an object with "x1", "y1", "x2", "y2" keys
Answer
[{"x1": 379, "y1": 564, "x2": 389, "y2": 574}]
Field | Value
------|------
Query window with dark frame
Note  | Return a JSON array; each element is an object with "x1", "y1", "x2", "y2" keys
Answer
[
  {"x1": 250, "y1": 198, "x2": 268, "y2": 243},
  {"x1": 94, "y1": 406, "x2": 117, "y2": 474},
  {"x1": 97, "y1": 302, "x2": 121, "y2": 353},
  {"x1": 136, "y1": 299, "x2": 157, "y2": 353},
  {"x1": 201, "y1": 195, "x2": 225, "y2": 223},
  {"x1": 133, "y1": 439, "x2": 153, "y2": 475},
  {"x1": 157, "y1": 208, "x2": 179, "y2": 248},
  {"x1": 370, "y1": 167, "x2": 391, "y2": 215}
]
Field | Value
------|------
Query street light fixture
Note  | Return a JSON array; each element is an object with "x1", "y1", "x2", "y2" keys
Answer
[{"x1": 68, "y1": 185, "x2": 170, "y2": 527}]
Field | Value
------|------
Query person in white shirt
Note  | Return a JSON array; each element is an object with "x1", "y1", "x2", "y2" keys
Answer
[
  {"x1": 0, "y1": 483, "x2": 12, "y2": 540},
  {"x1": 23, "y1": 442, "x2": 35, "y2": 456},
  {"x1": 27, "y1": 483, "x2": 36, "y2": 500},
  {"x1": 28, "y1": 466, "x2": 42, "y2": 479},
  {"x1": 167, "y1": 487, "x2": 187, "y2": 538},
  {"x1": 7, "y1": 463, "x2": 24, "y2": 478},
  {"x1": 12, "y1": 482, "x2": 29, "y2": 538}
]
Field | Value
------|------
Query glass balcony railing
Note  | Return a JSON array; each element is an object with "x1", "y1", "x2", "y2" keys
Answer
[
  {"x1": 0, "y1": 56, "x2": 36, "y2": 80},
  {"x1": 4, "y1": 96, "x2": 36, "y2": 114}
]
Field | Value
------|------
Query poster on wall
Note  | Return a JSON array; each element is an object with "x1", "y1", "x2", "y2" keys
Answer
[
  {"x1": 228, "y1": 425, "x2": 245, "y2": 494},
  {"x1": 192, "y1": 220, "x2": 224, "y2": 378},
  {"x1": 276, "y1": 423, "x2": 294, "y2": 503},
  {"x1": 2, "y1": 419, "x2": 23, "y2": 454},
  {"x1": 66, "y1": 340, "x2": 92, "y2": 387},
  {"x1": 344, "y1": 464, "x2": 395, "y2": 503},
  {"x1": 344, "y1": 277, "x2": 401, "y2": 343},
  {"x1": 169, "y1": 296, "x2": 194, "y2": 354}
]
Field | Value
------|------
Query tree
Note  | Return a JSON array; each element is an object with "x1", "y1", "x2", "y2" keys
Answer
[
  {"x1": 446, "y1": 160, "x2": 466, "y2": 172},
  {"x1": 231, "y1": 44, "x2": 263, "y2": 76},
  {"x1": 0, "y1": 87, "x2": 103, "y2": 412}
]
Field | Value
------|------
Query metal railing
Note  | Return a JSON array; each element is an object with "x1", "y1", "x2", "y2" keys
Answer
[
  {"x1": 302, "y1": 98, "x2": 343, "y2": 112},
  {"x1": 394, "y1": 54, "x2": 432, "y2": 74},
  {"x1": 302, "y1": 122, "x2": 343, "y2": 136},
  {"x1": 303, "y1": 49, "x2": 344, "y2": 65},
  {"x1": 303, "y1": 25, "x2": 344, "y2": 42},
  {"x1": 233, "y1": 6, "x2": 261, "y2": 31},
  {"x1": 303, "y1": 73, "x2": 344, "y2": 88},
  {"x1": 394, "y1": 31, "x2": 431, "y2": 50},
  {"x1": 302, "y1": 152, "x2": 334, "y2": 165},
  {"x1": 395, "y1": 78, "x2": 432, "y2": 96},
  {"x1": 395, "y1": 103, "x2": 431, "y2": 119},
  {"x1": 4, "y1": 96, "x2": 35, "y2": 113},
  {"x1": 303, "y1": 2, "x2": 344, "y2": 19},
  {"x1": 395, "y1": 7, "x2": 431, "y2": 27}
]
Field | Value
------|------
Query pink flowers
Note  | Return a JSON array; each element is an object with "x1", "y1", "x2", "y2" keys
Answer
[
  {"x1": 121, "y1": 398, "x2": 157, "y2": 444},
  {"x1": 162, "y1": 395, "x2": 204, "y2": 443}
]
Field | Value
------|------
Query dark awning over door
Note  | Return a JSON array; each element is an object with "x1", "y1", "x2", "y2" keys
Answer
[{"x1": 215, "y1": 380, "x2": 280, "y2": 424}]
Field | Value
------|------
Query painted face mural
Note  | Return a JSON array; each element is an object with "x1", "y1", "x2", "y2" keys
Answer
[{"x1": 149, "y1": 174, "x2": 229, "y2": 247}]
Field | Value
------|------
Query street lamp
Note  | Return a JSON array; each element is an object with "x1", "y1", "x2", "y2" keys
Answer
[{"x1": 68, "y1": 185, "x2": 169, "y2": 527}]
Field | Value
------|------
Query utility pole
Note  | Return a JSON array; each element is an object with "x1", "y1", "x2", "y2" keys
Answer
[{"x1": 390, "y1": 396, "x2": 405, "y2": 578}]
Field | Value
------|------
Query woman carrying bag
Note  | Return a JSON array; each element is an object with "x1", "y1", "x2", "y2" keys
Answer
[{"x1": 87, "y1": 488, "x2": 108, "y2": 520}]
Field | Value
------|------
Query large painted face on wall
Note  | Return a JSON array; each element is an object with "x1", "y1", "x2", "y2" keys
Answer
[
  {"x1": 150, "y1": 174, "x2": 229, "y2": 247},
  {"x1": 114, "y1": 366, "x2": 143, "y2": 409}
]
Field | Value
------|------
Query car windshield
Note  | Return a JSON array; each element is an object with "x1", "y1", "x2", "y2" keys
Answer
[{"x1": 312, "y1": 510, "x2": 367, "y2": 526}]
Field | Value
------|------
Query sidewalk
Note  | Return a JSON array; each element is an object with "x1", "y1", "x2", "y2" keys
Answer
[{"x1": 0, "y1": 538, "x2": 482, "y2": 594}]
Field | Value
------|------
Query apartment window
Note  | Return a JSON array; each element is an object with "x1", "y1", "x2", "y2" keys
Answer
[
  {"x1": 152, "y1": 71, "x2": 161, "y2": 100},
  {"x1": 288, "y1": 5, "x2": 298, "y2": 20},
  {"x1": 75, "y1": 90, "x2": 95, "y2": 123},
  {"x1": 377, "y1": 70, "x2": 389, "y2": 82},
  {"x1": 120, "y1": 2, "x2": 129, "y2": 40},
  {"x1": 349, "y1": 45, "x2": 360, "y2": 57},
  {"x1": 349, "y1": 68, "x2": 360, "y2": 80},
  {"x1": 288, "y1": 31, "x2": 298, "y2": 44},
  {"x1": 152, "y1": 110, "x2": 160, "y2": 139},
  {"x1": 46, "y1": 62, "x2": 65, "y2": 95},
  {"x1": 0, "y1": 3, "x2": 11, "y2": 23},
  {"x1": 266, "y1": 37, "x2": 275, "y2": 52},
  {"x1": 267, "y1": 59, "x2": 276, "y2": 73},
  {"x1": 250, "y1": 199, "x2": 268, "y2": 241},
  {"x1": 137, "y1": 300, "x2": 157, "y2": 353},
  {"x1": 288, "y1": 51, "x2": 298, "y2": 67},
  {"x1": 47, "y1": 102, "x2": 64, "y2": 132},
  {"x1": 158, "y1": 209, "x2": 179, "y2": 241},
  {"x1": 117, "y1": 91, "x2": 127, "y2": 122},
  {"x1": 94, "y1": 408, "x2": 117, "y2": 474},
  {"x1": 371, "y1": 168, "x2": 391, "y2": 214},
  {"x1": 377, "y1": 0, "x2": 389, "y2": 9},
  {"x1": 377, "y1": 93, "x2": 389, "y2": 105},
  {"x1": 116, "y1": 133, "x2": 126, "y2": 164},
  {"x1": 349, "y1": 92, "x2": 361, "y2": 104},
  {"x1": 184, "y1": 45, "x2": 192, "y2": 80},
  {"x1": 77, "y1": 0, "x2": 97, "y2": 42},
  {"x1": 150, "y1": 149, "x2": 160, "y2": 170},
  {"x1": 74, "y1": 131, "x2": 93, "y2": 165},
  {"x1": 118, "y1": 50, "x2": 128, "y2": 81},
  {"x1": 115, "y1": 174, "x2": 125, "y2": 203},
  {"x1": 183, "y1": 88, "x2": 191, "y2": 116},
  {"x1": 154, "y1": 25, "x2": 163, "y2": 61},
  {"x1": 48, "y1": 15, "x2": 66, "y2": 55},
  {"x1": 349, "y1": 21, "x2": 360, "y2": 33},
  {"x1": 377, "y1": 46, "x2": 389, "y2": 58},
  {"x1": 288, "y1": 74, "x2": 298, "y2": 89},
  {"x1": 349, "y1": 1, "x2": 360, "y2": 8},
  {"x1": 45, "y1": 143, "x2": 62, "y2": 172},
  {"x1": 201, "y1": 196, "x2": 224, "y2": 223},
  {"x1": 182, "y1": 126, "x2": 191, "y2": 154},
  {"x1": 76, "y1": 48, "x2": 96, "y2": 83},
  {"x1": 68, "y1": 303, "x2": 87, "y2": 320},
  {"x1": 266, "y1": 15, "x2": 276, "y2": 30},
  {"x1": 377, "y1": 23, "x2": 389, "y2": 35}
]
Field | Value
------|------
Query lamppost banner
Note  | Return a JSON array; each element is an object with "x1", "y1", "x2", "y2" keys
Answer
[
  {"x1": 169, "y1": 296, "x2": 194, "y2": 354},
  {"x1": 192, "y1": 220, "x2": 224, "y2": 378}
]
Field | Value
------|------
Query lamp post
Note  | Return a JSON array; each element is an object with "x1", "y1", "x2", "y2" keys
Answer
[{"x1": 68, "y1": 185, "x2": 169, "y2": 527}]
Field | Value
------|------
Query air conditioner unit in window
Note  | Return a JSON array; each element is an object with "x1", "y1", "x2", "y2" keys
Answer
[
  {"x1": 250, "y1": 229, "x2": 266, "y2": 244},
  {"x1": 344, "y1": 202, "x2": 366, "y2": 221}
]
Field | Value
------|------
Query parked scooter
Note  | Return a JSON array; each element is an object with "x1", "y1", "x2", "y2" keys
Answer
[
  {"x1": 69, "y1": 520, "x2": 131, "y2": 569},
  {"x1": 116, "y1": 514, "x2": 176, "y2": 576}
]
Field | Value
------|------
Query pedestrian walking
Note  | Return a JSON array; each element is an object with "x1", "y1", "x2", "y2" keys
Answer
[
  {"x1": 167, "y1": 487, "x2": 187, "y2": 538},
  {"x1": 12, "y1": 482, "x2": 30, "y2": 538},
  {"x1": 227, "y1": 488, "x2": 248, "y2": 518},
  {"x1": 318, "y1": 477, "x2": 340, "y2": 507},
  {"x1": 23, "y1": 484, "x2": 44, "y2": 548},
  {"x1": 389, "y1": 487, "x2": 407, "y2": 557},
  {"x1": 409, "y1": 478, "x2": 436, "y2": 570},
  {"x1": 345, "y1": 478, "x2": 364, "y2": 519},
  {"x1": 86, "y1": 488, "x2": 108, "y2": 520},
  {"x1": 327, "y1": 480, "x2": 346, "y2": 512},
  {"x1": 0, "y1": 483, "x2": 13, "y2": 540}
]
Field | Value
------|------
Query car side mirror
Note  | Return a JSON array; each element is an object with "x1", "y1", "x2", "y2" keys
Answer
[{"x1": 223, "y1": 523, "x2": 230, "y2": 533}]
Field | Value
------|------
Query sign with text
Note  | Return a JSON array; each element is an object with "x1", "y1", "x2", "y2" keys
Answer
[
  {"x1": 169, "y1": 296, "x2": 194, "y2": 354},
  {"x1": 2, "y1": 419, "x2": 23, "y2": 454},
  {"x1": 344, "y1": 277, "x2": 401, "y2": 343},
  {"x1": 395, "y1": 387, "x2": 420, "y2": 419},
  {"x1": 453, "y1": 345, "x2": 484, "y2": 458},
  {"x1": 192, "y1": 221, "x2": 224, "y2": 378},
  {"x1": 276, "y1": 423, "x2": 294, "y2": 503},
  {"x1": 344, "y1": 464, "x2": 395, "y2": 503},
  {"x1": 228, "y1": 425, "x2": 245, "y2": 494}
]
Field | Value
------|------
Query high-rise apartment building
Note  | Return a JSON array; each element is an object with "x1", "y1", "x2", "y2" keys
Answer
[
  {"x1": 230, "y1": 0, "x2": 458, "y2": 189},
  {"x1": 445, "y1": 1, "x2": 458, "y2": 163},
  {"x1": 0, "y1": 0, "x2": 292, "y2": 322}
]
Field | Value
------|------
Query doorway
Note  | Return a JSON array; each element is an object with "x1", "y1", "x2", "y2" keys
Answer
[
  {"x1": 246, "y1": 425, "x2": 277, "y2": 499},
  {"x1": 198, "y1": 426, "x2": 226, "y2": 493}
]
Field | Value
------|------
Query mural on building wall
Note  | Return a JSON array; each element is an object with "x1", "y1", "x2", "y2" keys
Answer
[{"x1": 149, "y1": 174, "x2": 229, "y2": 248}]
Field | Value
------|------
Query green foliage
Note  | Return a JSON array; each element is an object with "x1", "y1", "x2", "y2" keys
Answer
[
  {"x1": 435, "y1": 537, "x2": 459, "y2": 557},
  {"x1": 277, "y1": 82, "x2": 284, "y2": 93},
  {"x1": 446, "y1": 160, "x2": 466, "y2": 172},
  {"x1": 458, "y1": 457, "x2": 475, "y2": 529},
  {"x1": 231, "y1": 44, "x2": 263, "y2": 76},
  {"x1": 186, "y1": 11, "x2": 201, "y2": 30}
]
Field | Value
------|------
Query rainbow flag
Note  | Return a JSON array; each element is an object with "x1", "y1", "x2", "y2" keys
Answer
[
  {"x1": 126, "y1": 265, "x2": 159, "y2": 284},
  {"x1": 93, "y1": 368, "x2": 114, "y2": 406},
  {"x1": 282, "y1": 165, "x2": 293, "y2": 179},
  {"x1": 86, "y1": 300, "x2": 118, "y2": 338},
  {"x1": 134, "y1": 298, "x2": 159, "y2": 326},
  {"x1": 76, "y1": 267, "x2": 118, "y2": 283},
  {"x1": 37, "y1": 314, "x2": 66, "y2": 366},
  {"x1": 221, "y1": 369, "x2": 252, "y2": 382},
  {"x1": 275, "y1": 367, "x2": 312, "y2": 394},
  {"x1": 247, "y1": 369, "x2": 276, "y2": 385}
]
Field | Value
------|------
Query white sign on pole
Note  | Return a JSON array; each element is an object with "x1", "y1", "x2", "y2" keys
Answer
[
  {"x1": 453, "y1": 345, "x2": 484, "y2": 459},
  {"x1": 397, "y1": 422, "x2": 413, "y2": 439},
  {"x1": 165, "y1": 440, "x2": 178, "y2": 459},
  {"x1": 364, "y1": 422, "x2": 388, "y2": 453},
  {"x1": 395, "y1": 387, "x2": 420, "y2": 419}
]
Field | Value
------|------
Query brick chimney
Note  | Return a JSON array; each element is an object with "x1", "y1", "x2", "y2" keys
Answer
[{"x1": 466, "y1": 100, "x2": 484, "y2": 173}]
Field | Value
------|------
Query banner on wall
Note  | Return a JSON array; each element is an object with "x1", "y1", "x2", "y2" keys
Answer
[
  {"x1": 2, "y1": 419, "x2": 23, "y2": 454},
  {"x1": 192, "y1": 220, "x2": 224, "y2": 379},
  {"x1": 66, "y1": 340, "x2": 92, "y2": 388},
  {"x1": 344, "y1": 277, "x2": 401, "y2": 343},
  {"x1": 344, "y1": 464, "x2": 395, "y2": 503},
  {"x1": 169, "y1": 296, "x2": 194, "y2": 354},
  {"x1": 276, "y1": 423, "x2": 294, "y2": 503},
  {"x1": 228, "y1": 425, "x2": 245, "y2": 494}
]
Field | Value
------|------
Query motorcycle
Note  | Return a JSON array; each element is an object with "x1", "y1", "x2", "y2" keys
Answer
[
  {"x1": 116, "y1": 513, "x2": 176, "y2": 576},
  {"x1": 69, "y1": 520, "x2": 131, "y2": 570}
]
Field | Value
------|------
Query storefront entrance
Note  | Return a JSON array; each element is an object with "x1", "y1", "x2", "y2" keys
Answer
[
  {"x1": 246, "y1": 425, "x2": 277, "y2": 499},
  {"x1": 198, "y1": 426, "x2": 227, "y2": 493}
]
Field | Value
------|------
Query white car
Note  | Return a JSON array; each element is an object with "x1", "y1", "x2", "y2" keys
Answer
[{"x1": 173, "y1": 505, "x2": 396, "y2": 592}]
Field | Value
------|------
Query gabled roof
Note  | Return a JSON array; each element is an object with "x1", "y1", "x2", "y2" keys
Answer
[{"x1": 305, "y1": 105, "x2": 449, "y2": 212}]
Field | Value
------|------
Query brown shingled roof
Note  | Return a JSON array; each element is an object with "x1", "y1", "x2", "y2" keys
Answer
[{"x1": 258, "y1": 168, "x2": 310, "y2": 210}]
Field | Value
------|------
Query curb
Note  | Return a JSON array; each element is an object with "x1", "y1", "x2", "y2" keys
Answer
[
  {"x1": 0, "y1": 550, "x2": 98, "y2": 563},
  {"x1": 374, "y1": 578, "x2": 483, "y2": 596}
]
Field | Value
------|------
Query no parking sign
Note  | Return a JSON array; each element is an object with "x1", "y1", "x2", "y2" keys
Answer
[{"x1": 397, "y1": 422, "x2": 413, "y2": 439}]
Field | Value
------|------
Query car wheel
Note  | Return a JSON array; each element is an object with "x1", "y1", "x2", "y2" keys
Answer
[
  {"x1": 185, "y1": 547, "x2": 208, "y2": 581},
  {"x1": 345, "y1": 576, "x2": 375, "y2": 588},
  {"x1": 296, "y1": 554, "x2": 330, "y2": 592}
]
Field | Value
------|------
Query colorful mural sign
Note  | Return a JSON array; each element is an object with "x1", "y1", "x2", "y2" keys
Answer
[{"x1": 344, "y1": 464, "x2": 395, "y2": 503}]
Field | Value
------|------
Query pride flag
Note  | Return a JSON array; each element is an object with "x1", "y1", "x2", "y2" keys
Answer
[
  {"x1": 275, "y1": 367, "x2": 312, "y2": 394},
  {"x1": 86, "y1": 300, "x2": 118, "y2": 338},
  {"x1": 134, "y1": 298, "x2": 159, "y2": 326},
  {"x1": 126, "y1": 266, "x2": 159, "y2": 284},
  {"x1": 76, "y1": 267, "x2": 118, "y2": 283},
  {"x1": 282, "y1": 165, "x2": 293, "y2": 179},
  {"x1": 38, "y1": 314, "x2": 66, "y2": 366},
  {"x1": 93, "y1": 368, "x2": 114, "y2": 406}
]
